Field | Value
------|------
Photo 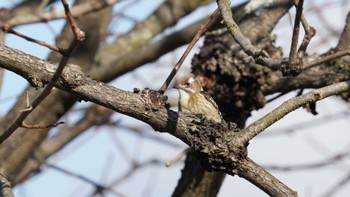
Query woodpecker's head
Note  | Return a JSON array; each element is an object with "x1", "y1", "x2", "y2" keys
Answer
[{"x1": 175, "y1": 74, "x2": 203, "y2": 94}]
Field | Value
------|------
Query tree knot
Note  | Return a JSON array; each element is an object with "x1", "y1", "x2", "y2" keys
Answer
[{"x1": 139, "y1": 88, "x2": 170, "y2": 111}]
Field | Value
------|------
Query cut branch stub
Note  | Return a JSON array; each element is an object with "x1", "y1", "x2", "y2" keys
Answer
[{"x1": 139, "y1": 88, "x2": 170, "y2": 111}]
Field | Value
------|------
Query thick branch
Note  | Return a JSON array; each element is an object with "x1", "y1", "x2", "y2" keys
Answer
[
  {"x1": 2, "y1": 43, "x2": 349, "y2": 195},
  {"x1": 0, "y1": 44, "x2": 183, "y2": 140}
]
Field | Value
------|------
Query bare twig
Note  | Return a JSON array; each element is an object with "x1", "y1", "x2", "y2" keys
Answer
[
  {"x1": 0, "y1": 25, "x2": 61, "y2": 53},
  {"x1": 298, "y1": 25, "x2": 316, "y2": 53},
  {"x1": 240, "y1": 80, "x2": 350, "y2": 143},
  {"x1": 61, "y1": 0, "x2": 85, "y2": 41},
  {"x1": 288, "y1": 0, "x2": 304, "y2": 66},
  {"x1": 21, "y1": 121, "x2": 65, "y2": 129},
  {"x1": 158, "y1": 8, "x2": 220, "y2": 93},
  {"x1": 303, "y1": 49, "x2": 350, "y2": 69},
  {"x1": 266, "y1": 92, "x2": 288, "y2": 103},
  {"x1": 44, "y1": 162, "x2": 108, "y2": 191},
  {"x1": 293, "y1": 0, "x2": 316, "y2": 53}
]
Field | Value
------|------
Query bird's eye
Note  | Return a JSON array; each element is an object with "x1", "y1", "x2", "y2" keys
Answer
[{"x1": 185, "y1": 82, "x2": 190, "y2": 86}]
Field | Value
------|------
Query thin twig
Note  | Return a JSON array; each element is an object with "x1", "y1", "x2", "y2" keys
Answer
[
  {"x1": 61, "y1": 0, "x2": 86, "y2": 41},
  {"x1": 21, "y1": 121, "x2": 65, "y2": 129},
  {"x1": 288, "y1": 0, "x2": 304, "y2": 65},
  {"x1": 266, "y1": 92, "x2": 288, "y2": 103},
  {"x1": 303, "y1": 49, "x2": 350, "y2": 69},
  {"x1": 294, "y1": 0, "x2": 316, "y2": 53},
  {"x1": 44, "y1": 162, "x2": 107, "y2": 190},
  {"x1": 240, "y1": 80, "x2": 350, "y2": 143},
  {"x1": 158, "y1": 8, "x2": 220, "y2": 93},
  {"x1": 0, "y1": 25, "x2": 62, "y2": 53}
]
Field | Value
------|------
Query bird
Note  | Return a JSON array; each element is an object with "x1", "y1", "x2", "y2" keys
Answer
[{"x1": 175, "y1": 74, "x2": 222, "y2": 123}]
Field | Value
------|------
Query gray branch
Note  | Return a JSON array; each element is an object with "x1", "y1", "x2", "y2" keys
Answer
[{"x1": 2, "y1": 43, "x2": 349, "y2": 196}]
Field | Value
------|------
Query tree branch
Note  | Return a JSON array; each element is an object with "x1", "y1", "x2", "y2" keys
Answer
[
  {"x1": 240, "y1": 81, "x2": 350, "y2": 143},
  {"x1": 237, "y1": 158, "x2": 297, "y2": 196},
  {"x1": 2, "y1": 41, "x2": 350, "y2": 195}
]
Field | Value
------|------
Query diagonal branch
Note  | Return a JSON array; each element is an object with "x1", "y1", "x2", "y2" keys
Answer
[
  {"x1": 2, "y1": 43, "x2": 350, "y2": 195},
  {"x1": 159, "y1": 8, "x2": 220, "y2": 93},
  {"x1": 240, "y1": 81, "x2": 350, "y2": 143},
  {"x1": 237, "y1": 158, "x2": 297, "y2": 196}
]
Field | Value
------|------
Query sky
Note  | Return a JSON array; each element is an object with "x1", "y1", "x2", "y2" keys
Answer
[{"x1": 1, "y1": 0, "x2": 350, "y2": 197}]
